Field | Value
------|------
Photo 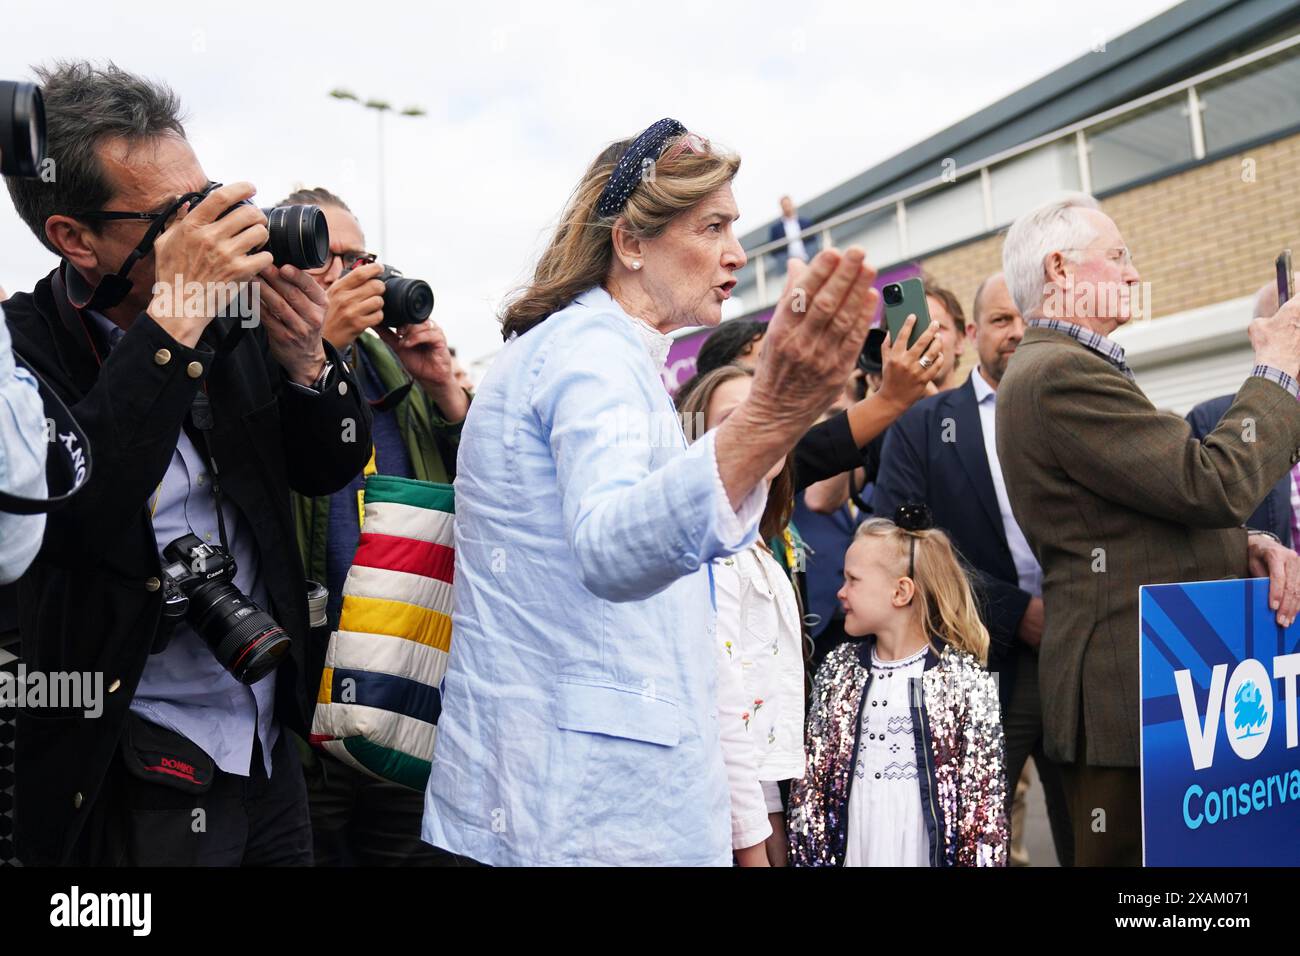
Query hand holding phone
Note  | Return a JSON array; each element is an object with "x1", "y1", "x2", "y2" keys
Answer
[{"x1": 882, "y1": 278, "x2": 932, "y2": 349}]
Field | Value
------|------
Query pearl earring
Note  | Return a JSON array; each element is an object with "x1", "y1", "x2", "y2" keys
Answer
[{"x1": 631, "y1": 260, "x2": 642, "y2": 271}]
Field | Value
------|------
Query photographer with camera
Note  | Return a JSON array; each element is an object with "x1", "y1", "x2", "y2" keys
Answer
[
  {"x1": 283, "y1": 187, "x2": 467, "y2": 866},
  {"x1": 1, "y1": 62, "x2": 372, "y2": 866}
]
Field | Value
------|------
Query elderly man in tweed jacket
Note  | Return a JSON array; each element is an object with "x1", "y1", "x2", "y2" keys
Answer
[{"x1": 995, "y1": 193, "x2": 1300, "y2": 866}]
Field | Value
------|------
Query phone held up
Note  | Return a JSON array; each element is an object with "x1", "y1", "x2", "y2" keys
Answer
[{"x1": 881, "y1": 277, "x2": 932, "y2": 349}]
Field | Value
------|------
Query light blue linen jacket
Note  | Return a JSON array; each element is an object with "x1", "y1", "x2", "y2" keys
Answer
[{"x1": 422, "y1": 286, "x2": 763, "y2": 865}]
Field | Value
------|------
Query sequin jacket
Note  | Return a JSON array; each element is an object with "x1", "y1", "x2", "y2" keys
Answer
[{"x1": 788, "y1": 638, "x2": 1008, "y2": 866}]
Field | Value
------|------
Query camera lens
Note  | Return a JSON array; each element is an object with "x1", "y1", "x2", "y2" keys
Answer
[
  {"x1": 219, "y1": 200, "x2": 330, "y2": 270},
  {"x1": 382, "y1": 274, "x2": 434, "y2": 327},
  {"x1": 187, "y1": 578, "x2": 290, "y2": 684},
  {"x1": 0, "y1": 81, "x2": 46, "y2": 178},
  {"x1": 262, "y1": 204, "x2": 330, "y2": 270},
  {"x1": 883, "y1": 283, "x2": 903, "y2": 306}
]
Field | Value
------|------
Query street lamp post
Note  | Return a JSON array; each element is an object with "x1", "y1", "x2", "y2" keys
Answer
[{"x1": 329, "y1": 89, "x2": 427, "y2": 256}]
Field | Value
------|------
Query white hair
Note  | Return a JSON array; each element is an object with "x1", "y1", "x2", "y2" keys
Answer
[{"x1": 1001, "y1": 193, "x2": 1102, "y2": 317}]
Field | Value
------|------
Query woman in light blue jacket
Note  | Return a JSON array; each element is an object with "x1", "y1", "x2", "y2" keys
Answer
[{"x1": 421, "y1": 118, "x2": 893, "y2": 865}]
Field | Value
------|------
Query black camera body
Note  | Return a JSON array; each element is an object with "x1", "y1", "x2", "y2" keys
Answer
[
  {"x1": 344, "y1": 253, "x2": 434, "y2": 328},
  {"x1": 160, "y1": 533, "x2": 290, "y2": 685}
]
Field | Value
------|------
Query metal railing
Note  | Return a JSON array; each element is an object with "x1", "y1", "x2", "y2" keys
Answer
[{"x1": 740, "y1": 28, "x2": 1300, "y2": 311}]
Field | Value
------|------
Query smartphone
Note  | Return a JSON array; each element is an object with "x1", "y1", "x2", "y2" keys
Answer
[
  {"x1": 881, "y1": 277, "x2": 932, "y2": 349},
  {"x1": 1277, "y1": 249, "x2": 1294, "y2": 306}
]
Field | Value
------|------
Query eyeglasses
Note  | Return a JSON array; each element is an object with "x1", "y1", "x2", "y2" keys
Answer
[
  {"x1": 76, "y1": 180, "x2": 221, "y2": 228},
  {"x1": 1061, "y1": 245, "x2": 1134, "y2": 267},
  {"x1": 306, "y1": 249, "x2": 370, "y2": 276}
]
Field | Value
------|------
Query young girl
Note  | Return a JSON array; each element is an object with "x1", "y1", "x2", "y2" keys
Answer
[
  {"x1": 788, "y1": 513, "x2": 1007, "y2": 867},
  {"x1": 677, "y1": 365, "x2": 806, "y2": 867}
]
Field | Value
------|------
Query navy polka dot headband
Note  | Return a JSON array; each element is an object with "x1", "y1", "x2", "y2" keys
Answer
[{"x1": 595, "y1": 118, "x2": 688, "y2": 218}]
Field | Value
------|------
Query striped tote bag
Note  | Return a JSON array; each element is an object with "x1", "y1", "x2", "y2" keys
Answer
[{"x1": 309, "y1": 474, "x2": 453, "y2": 790}]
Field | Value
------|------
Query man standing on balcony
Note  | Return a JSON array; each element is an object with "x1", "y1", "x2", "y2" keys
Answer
[
  {"x1": 769, "y1": 195, "x2": 820, "y2": 271},
  {"x1": 996, "y1": 193, "x2": 1300, "y2": 866}
]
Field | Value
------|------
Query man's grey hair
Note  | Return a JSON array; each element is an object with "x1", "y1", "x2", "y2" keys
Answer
[
  {"x1": 1001, "y1": 192, "x2": 1102, "y2": 317},
  {"x1": 5, "y1": 61, "x2": 187, "y2": 255},
  {"x1": 278, "y1": 186, "x2": 353, "y2": 213}
]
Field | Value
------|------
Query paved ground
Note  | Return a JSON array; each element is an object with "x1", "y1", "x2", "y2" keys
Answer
[{"x1": 1018, "y1": 758, "x2": 1060, "y2": 867}]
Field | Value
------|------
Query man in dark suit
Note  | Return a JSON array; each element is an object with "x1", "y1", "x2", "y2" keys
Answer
[
  {"x1": 996, "y1": 193, "x2": 1300, "y2": 866},
  {"x1": 3, "y1": 61, "x2": 372, "y2": 865},
  {"x1": 1186, "y1": 282, "x2": 1292, "y2": 544},
  {"x1": 873, "y1": 272, "x2": 1072, "y2": 866},
  {"x1": 768, "y1": 195, "x2": 821, "y2": 271}
]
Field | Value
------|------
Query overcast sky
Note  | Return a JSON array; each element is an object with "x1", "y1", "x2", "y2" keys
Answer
[{"x1": 0, "y1": 0, "x2": 1178, "y2": 367}]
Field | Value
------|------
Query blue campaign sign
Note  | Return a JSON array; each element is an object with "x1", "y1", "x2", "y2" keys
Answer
[{"x1": 1140, "y1": 579, "x2": 1300, "y2": 866}]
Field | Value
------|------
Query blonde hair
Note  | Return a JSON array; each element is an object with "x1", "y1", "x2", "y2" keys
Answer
[
  {"x1": 854, "y1": 518, "x2": 990, "y2": 664},
  {"x1": 500, "y1": 131, "x2": 741, "y2": 339}
]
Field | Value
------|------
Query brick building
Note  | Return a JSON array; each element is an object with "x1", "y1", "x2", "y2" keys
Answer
[{"x1": 681, "y1": 0, "x2": 1300, "y2": 411}]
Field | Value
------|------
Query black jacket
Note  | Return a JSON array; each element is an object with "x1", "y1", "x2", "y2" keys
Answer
[
  {"x1": 5, "y1": 265, "x2": 372, "y2": 865},
  {"x1": 871, "y1": 376, "x2": 1032, "y2": 707},
  {"x1": 794, "y1": 409, "x2": 883, "y2": 494},
  {"x1": 1186, "y1": 393, "x2": 1292, "y2": 546}
]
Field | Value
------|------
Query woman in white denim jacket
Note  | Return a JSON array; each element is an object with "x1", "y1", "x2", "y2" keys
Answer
[{"x1": 679, "y1": 365, "x2": 806, "y2": 864}]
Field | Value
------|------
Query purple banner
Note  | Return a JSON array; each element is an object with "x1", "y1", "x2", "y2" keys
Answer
[{"x1": 661, "y1": 261, "x2": 922, "y2": 393}]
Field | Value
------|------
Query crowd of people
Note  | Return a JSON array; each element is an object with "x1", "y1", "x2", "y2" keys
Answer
[{"x1": 3, "y1": 61, "x2": 1300, "y2": 869}]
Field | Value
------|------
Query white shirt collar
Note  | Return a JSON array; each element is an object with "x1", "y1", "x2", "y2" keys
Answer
[
  {"x1": 575, "y1": 285, "x2": 673, "y2": 370},
  {"x1": 970, "y1": 366, "x2": 996, "y2": 404}
]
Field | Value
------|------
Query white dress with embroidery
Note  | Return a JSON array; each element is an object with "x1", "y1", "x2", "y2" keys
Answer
[{"x1": 844, "y1": 646, "x2": 932, "y2": 867}]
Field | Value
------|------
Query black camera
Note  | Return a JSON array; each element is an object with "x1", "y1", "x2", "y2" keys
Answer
[
  {"x1": 0, "y1": 80, "x2": 45, "y2": 178},
  {"x1": 160, "y1": 533, "x2": 290, "y2": 685},
  {"x1": 857, "y1": 326, "x2": 887, "y2": 375},
  {"x1": 217, "y1": 198, "x2": 330, "y2": 271},
  {"x1": 344, "y1": 253, "x2": 434, "y2": 328},
  {"x1": 882, "y1": 283, "x2": 904, "y2": 307}
]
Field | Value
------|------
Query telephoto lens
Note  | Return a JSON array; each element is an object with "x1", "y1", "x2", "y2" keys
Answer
[
  {"x1": 0, "y1": 80, "x2": 46, "y2": 178},
  {"x1": 220, "y1": 200, "x2": 330, "y2": 270},
  {"x1": 161, "y1": 534, "x2": 292, "y2": 685}
]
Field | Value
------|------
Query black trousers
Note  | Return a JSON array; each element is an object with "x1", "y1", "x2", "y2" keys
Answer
[
  {"x1": 1002, "y1": 644, "x2": 1074, "y2": 867},
  {"x1": 305, "y1": 750, "x2": 448, "y2": 866},
  {"x1": 75, "y1": 726, "x2": 313, "y2": 866}
]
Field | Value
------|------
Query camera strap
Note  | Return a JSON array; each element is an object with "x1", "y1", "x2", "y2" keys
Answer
[
  {"x1": 183, "y1": 390, "x2": 232, "y2": 555},
  {"x1": 0, "y1": 349, "x2": 93, "y2": 514}
]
